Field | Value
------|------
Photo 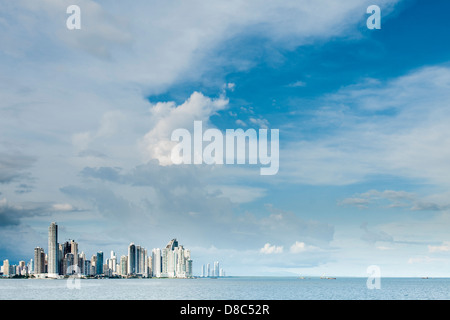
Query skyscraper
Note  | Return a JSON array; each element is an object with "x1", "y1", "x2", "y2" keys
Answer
[
  {"x1": 70, "y1": 240, "x2": 78, "y2": 266},
  {"x1": 2, "y1": 260, "x2": 9, "y2": 277},
  {"x1": 120, "y1": 255, "x2": 128, "y2": 276},
  {"x1": 140, "y1": 248, "x2": 146, "y2": 275},
  {"x1": 48, "y1": 222, "x2": 58, "y2": 277},
  {"x1": 165, "y1": 239, "x2": 179, "y2": 250},
  {"x1": 135, "y1": 245, "x2": 141, "y2": 274},
  {"x1": 166, "y1": 249, "x2": 175, "y2": 277},
  {"x1": 128, "y1": 243, "x2": 136, "y2": 275},
  {"x1": 187, "y1": 259, "x2": 193, "y2": 278},
  {"x1": 96, "y1": 251, "x2": 103, "y2": 275},
  {"x1": 214, "y1": 261, "x2": 219, "y2": 277},
  {"x1": 79, "y1": 252, "x2": 86, "y2": 275},
  {"x1": 110, "y1": 251, "x2": 117, "y2": 274},
  {"x1": 34, "y1": 247, "x2": 45, "y2": 274},
  {"x1": 152, "y1": 248, "x2": 161, "y2": 278}
]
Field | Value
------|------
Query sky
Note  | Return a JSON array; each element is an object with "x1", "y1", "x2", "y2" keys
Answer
[{"x1": 1, "y1": 0, "x2": 450, "y2": 277}]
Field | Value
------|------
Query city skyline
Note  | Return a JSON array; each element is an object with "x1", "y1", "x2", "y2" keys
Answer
[{"x1": 1, "y1": 222, "x2": 194, "y2": 278}]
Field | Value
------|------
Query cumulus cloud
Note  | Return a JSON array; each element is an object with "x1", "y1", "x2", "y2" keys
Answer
[
  {"x1": 52, "y1": 203, "x2": 75, "y2": 212},
  {"x1": 141, "y1": 92, "x2": 228, "y2": 165},
  {"x1": 290, "y1": 241, "x2": 306, "y2": 253},
  {"x1": 260, "y1": 243, "x2": 283, "y2": 254}
]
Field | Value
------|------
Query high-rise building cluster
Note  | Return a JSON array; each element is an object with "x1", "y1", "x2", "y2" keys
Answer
[
  {"x1": 0, "y1": 222, "x2": 193, "y2": 279},
  {"x1": 201, "y1": 261, "x2": 225, "y2": 278}
]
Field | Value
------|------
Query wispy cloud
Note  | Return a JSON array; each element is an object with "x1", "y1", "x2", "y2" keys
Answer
[
  {"x1": 339, "y1": 189, "x2": 450, "y2": 212},
  {"x1": 0, "y1": 151, "x2": 35, "y2": 184},
  {"x1": 428, "y1": 242, "x2": 450, "y2": 253},
  {"x1": 287, "y1": 80, "x2": 306, "y2": 88},
  {"x1": 282, "y1": 66, "x2": 450, "y2": 187}
]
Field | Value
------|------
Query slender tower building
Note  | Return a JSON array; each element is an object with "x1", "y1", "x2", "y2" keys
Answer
[
  {"x1": 128, "y1": 243, "x2": 136, "y2": 275},
  {"x1": 48, "y1": 222, "x2": 58, "y2": 277}
]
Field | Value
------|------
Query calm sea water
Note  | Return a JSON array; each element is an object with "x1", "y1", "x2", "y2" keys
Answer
[{"x1": 0, "y1": 277, "x2": 449, "y2": 300}]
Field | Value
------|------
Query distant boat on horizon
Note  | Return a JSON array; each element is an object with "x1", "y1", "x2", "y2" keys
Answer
[{"x1": 320, "y1": 275, "x2": 336, "y2": 280}]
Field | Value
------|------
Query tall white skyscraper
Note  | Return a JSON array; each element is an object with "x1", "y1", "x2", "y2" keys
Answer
[
  {"x1": 152, "y1": 248, "x2": 161, "y2": 278},
  {"x1": 110, "y1": 251, "x2": 117, "y2": 274},
  {"x1": 214, "y1": 261, "x2": 219, "y2": 277},
  {"x1": 167, "y1": 249, "x2": 175, "y2": 278},
  {"x1": 48, "y1": 222, "x2": 58, "y2": 277},
  {"x1": 2, "y1": 260, "x2": 9, "y2": 277},
  {"x1": 120, "y1": 255, "x2": 128, "y2": 276},
  {"x1": 70, "y1": 240, "x2": 78, "y2": 266}
]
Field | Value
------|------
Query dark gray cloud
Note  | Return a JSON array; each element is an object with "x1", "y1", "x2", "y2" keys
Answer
[
  {"x1": 0, "y1": 200, "x2": 47, "y2": 227},
  {"x1": 15, "y1": 183, "x2": 34, "y2": 194},
  {"x1": 0, "y1": 224, "x2": 46, "y2": 263},
  {"x1": 71, "y1": 162, "x2": 335, "y2": 252},
  {"x1": 0, "y1": 152, "x2": 35, "y2": 184},
  {"x1": 77, "y1": 149, "x2": 108, "y2": 159},
  {"x1": 59, "y1": 185, "x2": 139, "y2": 221},
  {"x1": 360, "y1": 222, "x2": 394, "y2": 244},
  {"x1": 0, "y1": 198, "x2": 79, "y2": 228}
]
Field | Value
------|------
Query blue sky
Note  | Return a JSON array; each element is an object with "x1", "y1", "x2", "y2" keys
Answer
[{"x1": 1, "y1": 0, "x2": 450, "y2": 277}]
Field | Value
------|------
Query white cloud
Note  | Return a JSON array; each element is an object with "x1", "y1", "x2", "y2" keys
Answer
[
  {"x1": 72, "y1": 132, "x2": 92, "y2": 152},
  {"x1": 235, "y1": 119, "x2": 247, "y2": 127},
  {"x1": 376, "y1": 246, "x2": 394, "y2": 251},
  {"x1": 290, "y1": 241, "x2": 306, "y2": 253},
  {"x1": 141, "y1": 91, "x2": 228, "y2": 165},
  {"x1": 249, "y1": 117, "x2": 269, "y2": 129},
  {"x1": 52, "y1": 203, "x2": 74, "y2": 212},
  {"x1": 287, "y1": 80, "x2": 306, "y2": 87},
  {"x1": 428, "y1": 242, "x2": 450, "y2": 253},
  {"x1": 260, "y1": 243, "x2": 283, "y2": 254}
]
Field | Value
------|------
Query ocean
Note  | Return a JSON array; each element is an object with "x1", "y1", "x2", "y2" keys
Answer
[{"x1": 0, "y1": 277, "x2": 449, "y2": 300}]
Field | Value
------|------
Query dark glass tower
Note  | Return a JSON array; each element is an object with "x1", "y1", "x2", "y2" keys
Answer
[
  {"x1": 96, "y1": 251, "x2": 103, "y2": 275},
  {"x1": 128, "y1": 243, "x2": 136, "y2": 275}
]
